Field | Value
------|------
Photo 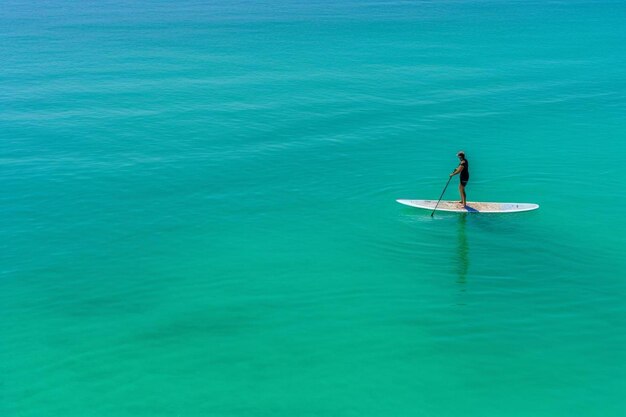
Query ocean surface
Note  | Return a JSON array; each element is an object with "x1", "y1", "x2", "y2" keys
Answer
[{"x1": 2, "y1": 1, "x2": 626, "y2": 415}]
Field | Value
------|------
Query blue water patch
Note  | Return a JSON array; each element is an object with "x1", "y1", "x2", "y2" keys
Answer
[{"x1": 1, "y1": 1, "x2": 626, "y2": 416}]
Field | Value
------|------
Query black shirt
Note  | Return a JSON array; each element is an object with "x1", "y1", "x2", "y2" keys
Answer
[{"x1": 460, "y1": 159, "x2": 469, "y2": 182}]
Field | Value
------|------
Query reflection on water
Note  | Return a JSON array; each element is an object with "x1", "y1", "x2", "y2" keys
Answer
[{"x1": 457, "y1": 213, "x2": 469, "y2": 284}]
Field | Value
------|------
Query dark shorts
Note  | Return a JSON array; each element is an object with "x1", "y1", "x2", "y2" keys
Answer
[{"x1": 460, "y1": 180, "x2": 468, "y2": 186}]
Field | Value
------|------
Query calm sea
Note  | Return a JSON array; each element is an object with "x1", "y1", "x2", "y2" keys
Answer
[{"x1": 2, "y1": 1, "x2": 626, "y2": 415}]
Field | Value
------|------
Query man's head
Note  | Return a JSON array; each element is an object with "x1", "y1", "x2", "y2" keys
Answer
[{"x1": 457, "y1": 151, "x2": 465, "y2": 159}]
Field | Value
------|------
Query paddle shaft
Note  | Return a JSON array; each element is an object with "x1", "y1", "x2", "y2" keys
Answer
[{"x1": 431, "y1": 175, "x2": 453, "y2": 217}]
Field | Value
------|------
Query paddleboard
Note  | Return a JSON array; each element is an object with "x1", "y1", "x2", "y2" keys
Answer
[{"x1": 396, "y1": 199, "x2": 539, "y2": 213}]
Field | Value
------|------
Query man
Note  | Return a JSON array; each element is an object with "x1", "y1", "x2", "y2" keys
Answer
[{"x1": 449, "y1": 151, "x2": 469, "y2": 207}]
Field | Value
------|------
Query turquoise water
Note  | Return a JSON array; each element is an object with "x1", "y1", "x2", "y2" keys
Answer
[{"x1": 2, "y1": 1, "x2": 626, "y2": 415}]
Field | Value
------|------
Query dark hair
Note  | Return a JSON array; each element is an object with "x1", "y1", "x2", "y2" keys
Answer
[{"x1": 457, "y1": 151, "x2": 465, "y2": 157}]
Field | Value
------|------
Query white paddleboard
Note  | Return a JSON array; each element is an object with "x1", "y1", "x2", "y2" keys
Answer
[{"x1": 397, "y1": 199, "x2": 539, "y2": 213}]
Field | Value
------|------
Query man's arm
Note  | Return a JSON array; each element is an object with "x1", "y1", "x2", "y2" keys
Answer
[{"x1": 450, "y1": 164, "x2": 464, "y2": 177}]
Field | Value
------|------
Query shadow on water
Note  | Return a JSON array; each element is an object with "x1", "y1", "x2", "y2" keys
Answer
[{"x1": 457, "y1": 213, "x2": 469, "y2": 285}]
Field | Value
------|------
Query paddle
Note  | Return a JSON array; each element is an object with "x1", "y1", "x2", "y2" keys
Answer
[{"x1": 431, "y1": 175, "x2": 453, "y2": 217}]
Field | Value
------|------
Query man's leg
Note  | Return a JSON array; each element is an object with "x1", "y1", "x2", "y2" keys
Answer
[{"x1": 459, "y1": 184, "x2": 466, "y2": 206}]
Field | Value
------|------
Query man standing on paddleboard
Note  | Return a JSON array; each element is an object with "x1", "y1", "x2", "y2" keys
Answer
[{"x1": 450, "y1": 151, "x2": 469, "y2": 207}]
